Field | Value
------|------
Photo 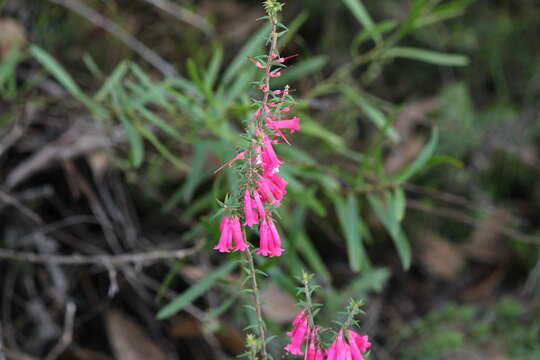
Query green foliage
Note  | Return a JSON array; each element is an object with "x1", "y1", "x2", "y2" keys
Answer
[
  {"x1": 399, "y1": 300, "x2": 540, "y2": 359},
  {"x1": 8, "y1": 0, "x2": 478, "y2": 342},
  {"x1": 157, "y1": 261, "x2": 238, "y2": 319}
]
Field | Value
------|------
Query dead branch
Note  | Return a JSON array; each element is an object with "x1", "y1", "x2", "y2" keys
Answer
[
  {"x1": 0, "y1": 243, "x2": 202, "y2": 266},
  {"x1": 44, "y1": 302, "x2": 76, "y2": 360},
  {"x1": 407, "y1": 200, "x2": 540, "y2": 245},
  {"x1": 47, "y1": 0, "x2": 178, "y2": 77},
  {"x1": 139, "y1": 0, "x2": 214, "y2": 37}
]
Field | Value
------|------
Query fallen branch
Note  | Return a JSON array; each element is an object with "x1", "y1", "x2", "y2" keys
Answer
[
  {"x1": 407, "y1": 200, "x2": 540, "y2": 245},
  {"x1": 140, "y1": 0, "x2": 214, "y2": 37},
  {"x1": 47, "y1": 0, "x2": 178, "y2": 76},
  {"x1": 44, "y1": 302, "x2": 76, "y2": 360},
  {"x1": 0, "y1": 243, "x2": 202, "y2": 266}
]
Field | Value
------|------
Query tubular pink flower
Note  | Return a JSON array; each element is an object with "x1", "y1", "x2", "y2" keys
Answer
[
  {"x1": 231, "y1": 216, "x2": 249, "y2": 251},
  {"x1": 327, "y1": 330, "x2": 350, "y2": 360},
  {"x1": 256, "y1": 218, "x2": 270, "y2": 256},
  {"x1": 347, "y1": 330, "x2": 371, "y2": 359},
  {"x1": 248, "y1": 56, "x2": 265, "y2": 69},
  {"x1": 284, "y1": 311, "x2": 309, "y2": 355},
  {"x1": 277, "y1": 54, "x2": 299, "y2": 63},
  {"x1": 252, "y1": 189, "x2": 266, "y2": 220},
  {"x1": 260, "y1": 131, "x2": 281, "y2": 175},
  {"x1": 267, "y1": 117, "x2": 300, "y2": 134},
  {"x1": 267, "y1": 216, "x2": 283, "y2": 257},
  {"x1": 214, "y1": 216, "x2": 233, "y2": 253},
  {"x1": 306, "y1": 341, "x2": 325, "y2": 360},
  {"x1": 257, "y1": 178, "x2": 275, "y2": 204},
  {"x1": 243, "y1": 189, "x2": 259, "y2": 226}
]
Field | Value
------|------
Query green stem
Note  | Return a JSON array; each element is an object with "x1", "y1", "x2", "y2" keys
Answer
[{"x1": 243, "y1": 248, "x2": 268, "y2": 359}]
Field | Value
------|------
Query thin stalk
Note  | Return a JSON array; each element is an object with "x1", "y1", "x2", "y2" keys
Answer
[{"x1": 243, "y1": 248, "x2": 268, "y2": 359}]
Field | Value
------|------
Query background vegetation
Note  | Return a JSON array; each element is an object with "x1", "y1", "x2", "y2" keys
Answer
[{"x1": 0, "y1": 0, "x2": 539, "y2": 359}]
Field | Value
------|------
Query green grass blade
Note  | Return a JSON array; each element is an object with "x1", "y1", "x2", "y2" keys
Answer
[
  {"x1": 334, "y1": 194, "x2": 366, "y2": 272},
  {"x1": 367, "y1": 194, "x2": 411, "y2": 270},
  {"x1": 342, "y1": 0, "x2": 381, "y2": 43},
  {"x1": 393, "y1": 126, "x2": 439, "y2": 182},
  {"x1": 222, "y1": 22, "x2": 271, "y2": 85},
  {"x1": 157, "y1": 261, "x2": 237, "y2": 319},
  {"x1": 382, "y1": 47, "x2": 469, "y2": 66}
]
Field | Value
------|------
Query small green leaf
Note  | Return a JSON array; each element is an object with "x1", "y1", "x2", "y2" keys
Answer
[
  {"x1": 157, "y1": 261, "x2": 237, "y2": 319},
  {"x1": 393, "y1": 126, "x2": 439, "y2": 182},
  {"x1": 393, "y1": 188, "x2": 406, "y2": 222},
  {"x1": 367, "y1": 194, "x2": 411, "y2": 270},
  {"x1": 334, "y1": 194, "x2": 367, "y2": 272},
  {"x1": 382, "y1": 47, "x2": 469, "y2": 67},
  {"x1": 341, "y1": 85, "x2": 399, "y2": 142},
  {"x1": 341, "y1": 0, "x2": 381, "y2": 43},
  {"x1": 222, "y1": 23, "x2": 271, "y2": 84}
]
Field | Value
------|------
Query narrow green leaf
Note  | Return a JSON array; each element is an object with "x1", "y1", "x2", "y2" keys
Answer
[
  {"x1": 157, "y1": 261, "x2": 237, "y2": 319},
  {"x1": 95, "y1": 61, "x2": 130, "y2": 101},
  {"x1": 341, "y1": 85, "x2": 399, "y2": 142},
  {"x1": 204, "y1": 46, "x2": 223, "y2": 92},
  {"x1": 29, "y1": 45, "x2": 83, "y2": 98},
  {"x1": 135, "y1": 104, "x2": 181, "y2": 140},
  {"x1": 271, "y1": 56, "x2": 328, "y2": 87},
  {"x1": 341, "y1": 0, "x2": 381, "y2": 43},
  {"x1": 135, "y1": 123, "x2": 188, "y2": 171},
  {"x1": 367, "y1": 194, "x2": 411, "y2": 270},
  {"x1": 351, "y1": 20, "x2": 397, "y2": 52},
  {"x1": 393, "y1": 188, "x2": 406, "y2": 222},
  {"x1": 294, "y1": 231, "x2": 331, "y2": 283},
  {"x1": 393, "y1": 126, "x2": 439, "y2": 182},
  {"x1": 29, "y1": 45, "x2": 102, "y2": 115},
  {"x1": 382, "y1": 47, "x2": 469, "y2": 67},
  {"x1": 222, "y1": 22, "x2": 271, "y2": 84},
  {"x1": 334, "y1": 194, "x2": 366, "y2": 272}
]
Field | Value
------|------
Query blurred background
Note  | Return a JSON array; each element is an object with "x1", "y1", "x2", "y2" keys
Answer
[{"x1": 1, "y1": 0, "x2": 540, "y2": 359}]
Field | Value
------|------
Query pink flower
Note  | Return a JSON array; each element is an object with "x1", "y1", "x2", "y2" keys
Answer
[
  {"x1": 231, "y1": 216, "x2": 249, "y2": 251},
  {"x1": 266, "y1": 216, "x2": 283, "y2": 257},
  {"x1": 267, "y1": 117, "x2": 300, "y2": 134},
  {"x1": 347, "y1": 330, "x2": 371, "y2": 360},
  {"x1": 284, "y1": 311, "x2": 309, "y2": 355},
  {"x1": 306, "y1": 340, "x2": 325, "y2": 360},
  {"x1": 277, "y1": 54, "x2": 298, "y2": 63},
  {"x1": 327, "y1": 330, "x2": 350, "y2": 360},
  {"x1": 252, "y1": 189, "x2": 266, "y2": 220},
  {"x1": 214, "y1": 216, "x2": 248, "y2": 253},
  {"x1": 260, "y1": 131, "x2": 281, "y2": 175},
  {"x1": 214, "y1": 216, "x2": 233, "y2": 252},
  {"x1": 214, "y1": 151, "x2": 246, "y2": 174},
  {"x1": 256, "y1": 218, "x2": 271, "y2": 256},
  {"x1": 257, "y1": 178, "x2": 275, "y2": 204},
  {"x1": 269, "y1": 70, "x2": 284, "y2": 78},
  {"x1": 248, "y1": 56, "x2": 265, "y2": 69},
  {"x1": 243, "y1": 189, "x2": 259, "y2": 226}
]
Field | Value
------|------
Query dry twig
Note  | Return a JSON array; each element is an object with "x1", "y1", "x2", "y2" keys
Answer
[
  {"x1": 47, "y1": 0, "x2": 178, "y2": 76},
  {"x1": 44, "y1": 302, "x2": 76, "y2": 360},
  {"x1": 407, "y1": 200, "x2": 540, "y2": 245},
  {"x1": 0, "y1": 243, "x2": 202, "y2": 266},
  {"x1": 139, "y1": 0, "x2": 214, "y2": 37}
]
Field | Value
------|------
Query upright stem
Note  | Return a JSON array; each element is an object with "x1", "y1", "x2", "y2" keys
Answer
[
  {"x1": 243, "y1": 249, "x2": 268, "y2": 359},
  {"x1": 242, "y1": 9, "x2": 280, "y2": 360},
  {"x1": 261, "y1": 15, "x2": 279, "y2": 115}
]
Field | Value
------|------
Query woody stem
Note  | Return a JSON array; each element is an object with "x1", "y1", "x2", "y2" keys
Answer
[
  {"x1": 259, "y1": 14, "x2": 279, "y2": 125},
  {"x1": 243, "y1": 248, "x2": 268, "y2": 359}
]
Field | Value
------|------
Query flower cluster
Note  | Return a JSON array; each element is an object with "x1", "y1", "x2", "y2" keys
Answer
[
  {"x1": 284, "y1": 311, "x2": 324, "y2": 360},
  {"x1": 284, "y1": 310, "x2": 371, "y2": 360},
  {"x1": 214, "y1": 38, "x2": 299, "y2": 257}
]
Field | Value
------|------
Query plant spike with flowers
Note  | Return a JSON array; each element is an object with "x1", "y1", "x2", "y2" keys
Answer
[
  {"x1": 285, "y1": 274, "x2": 372, "y2": 359},
  {"x1": 214, "y1": 0, "x2": 299, "y2": 258},
  {"x1": 213, "y1": 1, "x2": 300, "y2": 359}
]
